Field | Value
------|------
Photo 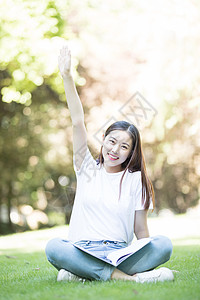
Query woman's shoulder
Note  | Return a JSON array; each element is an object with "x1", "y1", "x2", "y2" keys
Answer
[
  {"x1": 126, "y1": 170, "x2": 142, "y2": 187},
  {"x1": 73, "y1": 146, "x2": 99, "y2": 176},
  {"x1": 127, "y1": 170, "x2": 141, "y2": 178}
]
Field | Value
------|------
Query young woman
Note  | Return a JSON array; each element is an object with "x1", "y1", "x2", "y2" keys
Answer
[{"x1": 45, "y1": 44, "x2": 174, "y2": 283}]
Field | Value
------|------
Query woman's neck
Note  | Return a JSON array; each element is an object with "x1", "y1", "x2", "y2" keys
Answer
[{"x1": 103, "y1": 164, "x2": 123, "y2": 173}]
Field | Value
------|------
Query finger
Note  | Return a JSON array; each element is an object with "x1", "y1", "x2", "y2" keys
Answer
[
  {"x1": 60, "y1": 45, "x2": 71, "y2": 60},
  {"x1": 60, "y1": 45, "x2": 66, "y2": 56},
  {"x1": 64, "y1": 44, "x2": 71, "y2": 58},
  {"x1": 60, "y1": 41, "x2": 70, "y2": 53}
]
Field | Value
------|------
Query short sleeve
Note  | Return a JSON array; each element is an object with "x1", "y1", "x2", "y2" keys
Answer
[
  {"x1": 134, "y1": 174, "x2": 153, "y2": 210},
  {"x1": 73, "y1": 147, "x2": 97, "y2": 181}
]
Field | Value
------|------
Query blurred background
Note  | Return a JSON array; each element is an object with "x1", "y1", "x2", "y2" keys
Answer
[{"x1": 0, "y1": 0, "x2": 199, "y2": 235}]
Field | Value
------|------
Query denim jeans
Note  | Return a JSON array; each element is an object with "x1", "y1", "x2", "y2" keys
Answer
[{"x1": 45, "y1": 235, "x2": 173, "y2": 281}]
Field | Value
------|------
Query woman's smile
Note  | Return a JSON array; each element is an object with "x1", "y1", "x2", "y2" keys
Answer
[
  {"x1": 108, "y1": 153, "x2": 119, "y2": 161},
  {"x1": 102, "y1": 130, "x2": 133, "y2": 172}
]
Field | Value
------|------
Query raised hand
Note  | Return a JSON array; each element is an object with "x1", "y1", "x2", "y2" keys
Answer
[
  {"x1": 58, "y1": 43, "x2": 71, "y2": 78},
  {"x1": 57, "y1": 43, "x2": 87, "y2": 170}
]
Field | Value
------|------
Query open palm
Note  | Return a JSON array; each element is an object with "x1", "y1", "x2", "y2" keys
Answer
[{"x1": 58, "y1": 44, "x2": 71, "y2": 78}]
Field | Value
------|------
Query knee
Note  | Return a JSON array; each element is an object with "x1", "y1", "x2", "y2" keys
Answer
[
  {"x1": 45, "y1": 238, "x2": 61, "y2": 261},
  {"x1": 152, "y1": 235, "x2": 173, "y2": 261}
]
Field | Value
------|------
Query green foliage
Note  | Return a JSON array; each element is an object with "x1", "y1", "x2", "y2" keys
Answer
[
  {"x1": 0, "y1": 0, "x2": 78, "y2": 233},
  {"x1": 0, "y1": 86, "x2": 76, "y2": 232},
  {"x1": 0, "y1": 0, "x2": 199, "y2": 233},
  {"x1": 0, "y1": 0, "x2": 69, "y2": 105}
]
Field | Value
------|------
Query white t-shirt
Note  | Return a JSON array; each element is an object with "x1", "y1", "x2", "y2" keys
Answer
[{"x1": 68, "y1": 148, "x2": 152, "y2": 246}]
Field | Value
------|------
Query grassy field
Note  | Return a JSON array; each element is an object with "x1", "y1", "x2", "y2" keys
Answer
[{"x1": 0, "y1": 216, "x2": 200, "y2": 300}]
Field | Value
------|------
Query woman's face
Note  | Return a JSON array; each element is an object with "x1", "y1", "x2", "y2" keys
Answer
[{"x1": 102, "y1": 130, "x2": 133, "y2": 173}]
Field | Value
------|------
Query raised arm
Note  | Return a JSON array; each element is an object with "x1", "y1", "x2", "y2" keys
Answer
[{"x1": 58, "y1": 44, "x2": 87, "y2": 170}]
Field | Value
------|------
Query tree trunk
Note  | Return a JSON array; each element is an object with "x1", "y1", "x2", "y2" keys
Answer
[{"x1": 7, "y1": 182, "x2": 13, "y2": 231}]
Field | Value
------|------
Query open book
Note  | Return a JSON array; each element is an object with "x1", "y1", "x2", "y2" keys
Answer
[{"x1": 73, "y1": 237, "x2": 152, "y2": 267}]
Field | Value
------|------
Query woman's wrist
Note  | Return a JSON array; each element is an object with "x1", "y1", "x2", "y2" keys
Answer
[{"x1": 62, "y1": 73, "x2": 73, "y2": 81}]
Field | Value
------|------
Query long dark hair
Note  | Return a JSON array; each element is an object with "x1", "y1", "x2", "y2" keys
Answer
[{"x1": 97, "y1": 121, "x2": 155, "y2": 210}]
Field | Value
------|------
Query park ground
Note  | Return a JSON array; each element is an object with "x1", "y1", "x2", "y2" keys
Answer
[{"x1": 0, "y1": 213, "x2": 200, "y2": 300}]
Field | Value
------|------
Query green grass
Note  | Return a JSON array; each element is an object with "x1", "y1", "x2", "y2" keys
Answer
[{"x1": 0, "y1": 230, "x2": 200, "y2": 300}]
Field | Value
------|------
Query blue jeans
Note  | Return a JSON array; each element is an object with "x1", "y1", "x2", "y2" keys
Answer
[{"x1": 45, "y1": 235, "x2": 173, "y2": 281}]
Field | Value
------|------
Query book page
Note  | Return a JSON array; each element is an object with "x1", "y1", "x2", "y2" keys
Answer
[{"x1": 107, "y1": 237, "x2": 152, "y2": 266}]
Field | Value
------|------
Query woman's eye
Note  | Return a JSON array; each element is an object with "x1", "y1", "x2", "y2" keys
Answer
[
  {"x1": 109, "y1": 140, "x2": 115, "y2": 144},
  {"x1": 121, "y1": 146, "x2": 128, "y2": 150}
]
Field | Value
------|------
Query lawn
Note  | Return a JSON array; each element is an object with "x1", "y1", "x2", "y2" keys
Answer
[{"x1": 0, "y1": 218, "x2": 200, "y2": 300}]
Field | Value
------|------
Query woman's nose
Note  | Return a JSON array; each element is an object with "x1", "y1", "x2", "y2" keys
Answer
[{"x1": 112, "y1": 144, "x2": 119, "y2": 153}]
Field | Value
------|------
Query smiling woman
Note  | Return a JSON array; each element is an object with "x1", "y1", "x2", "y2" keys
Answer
[
  {"x1": 45, "y1": 42, "x2": 174, "y2": 284},
  {"x1": 97, "y1": 122, "x2": 154, "y2": 209},
  {"x1": 102, "y1": 129, "x2": 132, "y2": 172}
]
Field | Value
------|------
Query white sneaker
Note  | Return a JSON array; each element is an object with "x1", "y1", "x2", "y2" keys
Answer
[
  {"x1": 134, "y1": 267, "x2": 174, "y2": 283},
  {"x1": 57, "y1": 269, "x2": 81, "y2": 282}
]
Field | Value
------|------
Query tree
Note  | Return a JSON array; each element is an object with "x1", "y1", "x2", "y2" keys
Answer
[
  {"x1": 143, "y1": 90, "x2": 200, "y2": 213},
  {"x1": 0, "y1": 0, "x2": 78, "y2": 233}
]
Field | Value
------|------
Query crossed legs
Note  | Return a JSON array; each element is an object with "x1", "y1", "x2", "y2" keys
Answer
[{"x1": 45, "y1": 235, "x2": 173, "y2": 281}]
